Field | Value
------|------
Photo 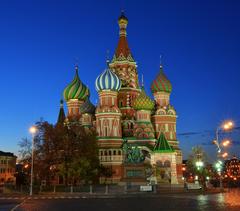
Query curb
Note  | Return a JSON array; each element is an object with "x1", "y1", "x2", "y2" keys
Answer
[{"x1": 0, "y1": 189, "x2": 222, "y2": 200}]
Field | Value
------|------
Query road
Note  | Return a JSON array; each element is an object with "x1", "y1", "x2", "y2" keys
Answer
[{"x1": 1, "y1": 189, "x2": 240, "y2": 211}]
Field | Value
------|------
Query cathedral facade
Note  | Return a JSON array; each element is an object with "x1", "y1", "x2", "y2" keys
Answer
[{"x1": 61, "y1": 12, "x2": 183, "y2": 185}]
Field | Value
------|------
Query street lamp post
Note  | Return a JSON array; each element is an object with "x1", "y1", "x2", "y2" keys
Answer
[
  {"x1": 213, "y1": 121, "x2": 234, "y2": 192},
  {"x1": 215, "y1": 126, "x2": 223, "y2": 191},
  {"x1": 215, "y1": 160, "x2": 224, "y2": 191},
  {"x1": 195, "y1": 160, "x2": 204, "y2": 185},
  {"x1": 29, "y1": 126, "x2": 37, "y2": 196}
]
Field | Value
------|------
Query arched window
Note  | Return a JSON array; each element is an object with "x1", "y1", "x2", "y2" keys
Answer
[
  {"x1": 156, "y1": 160, "x2": 163, "y2": 167},
  {"x1": 113, "y1": 150, "x2": 116, "y2": 155},
  {"x1": 103, "y1": 120, "x2": 108, "y2": 136},
  {"x1": 167, "y1": 109, "x2": 175, "y2": 115},
  {"x1": 113, "y1": 120, "x2": 118, "y2": 136},
  {"x1": 119, "y1": 100, "x2": 123, "y2": 108},
  {"x1": 157, "y1": 109, "x2": 166, "y2": 115},
  {"x1": 130, "y1": 122, "x2": 134, "y2": 129},
  {"x1": 164, "y1": 160, "x2": 171, "y2": 167},
  {"x1": 118, "y1": 150, "x2": 121, "y2": 155}
]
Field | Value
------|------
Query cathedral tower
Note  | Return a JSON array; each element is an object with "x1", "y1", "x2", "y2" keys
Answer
[
  {"x1": 132, "y1": 84, "x2": 155, "y2": 140},
  {"x1": 79, "y1": 98, "x2": 95, "y2": 132},
  {"x1": 57, "y1": 99, "x2": 66, "y2": 125},
  {"x1": 151, "y1": 64, "x2": 183, "y2": 183},
  {"x1": 109, "y1": 11, "x2": 141, "y2": 137},
  {"x1": 95, "y1": 62, "x2": 122, "y2": 141},
  {"x1": 95, "y1": 62, "x2": 123, "y2": 183},
  {"x1": 151, "y1": 64, "x2": 178, "y2": 150}
]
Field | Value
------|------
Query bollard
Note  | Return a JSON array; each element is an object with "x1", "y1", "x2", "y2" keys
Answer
[
  {"x1": 70, "y1": 185, "x2": 73, "y2": 193},
  {"x1": 53, "y1": 185, "x2": 56, "y2": 193},
  {"x1": 105, "y1": 184, "x2": 108, "y2": 194},
  {"x1": 124, "y1": 185, "x2": 127, "y2": 194},
  {"x1": 154, "y1": 185, "x2": 157, "y2": 193},
  {"x1": 90, "y1": 185, "x2": 93, "y2": 194}
]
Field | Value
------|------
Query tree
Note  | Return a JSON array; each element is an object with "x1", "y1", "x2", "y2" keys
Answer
[
  {"x1": 186, "y1": 146, "x2": 211, "y2": 189},
  {"x1": 98, "y1": 165, "x2": 113, "y2": 184},
  {"x1": 56, "y1": 124, "x2": 99, "y2": 185},
  {"x1": 18, "y1": 120, "x2": 100, "y2": 186},
  {"x1": 18, "y1": 138, "x2": 32, "y2": 164}
]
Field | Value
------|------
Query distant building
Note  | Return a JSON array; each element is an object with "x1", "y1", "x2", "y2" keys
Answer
[
  {"x1": 224, "y1": 156, "x2": 240, "y2": 181},
  {"x1": 0, "y1": 151, "x2": 17, "y2": 183}
]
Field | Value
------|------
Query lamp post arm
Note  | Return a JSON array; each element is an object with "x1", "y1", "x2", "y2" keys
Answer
[{"x1": 216, "y1": 127, "x2": 221, "y2": 153}]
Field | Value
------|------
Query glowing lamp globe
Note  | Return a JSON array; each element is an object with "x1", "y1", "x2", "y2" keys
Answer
[{"x1": 29, "y1": 126, "x2": 37, "y2": 134}]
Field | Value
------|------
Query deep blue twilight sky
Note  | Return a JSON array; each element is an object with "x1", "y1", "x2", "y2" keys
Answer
[{"x1": 0, "y1": 0, "x2": 239, "y2": 161}]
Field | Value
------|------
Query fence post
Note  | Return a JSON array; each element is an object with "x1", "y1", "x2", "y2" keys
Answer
[
  {"x1": 90, "y1": 185, "x2": 93, "y2": 194},
  {"x1": 154, "y1": 185, "x2": 157, "y2": 193},
  {"x1": 124, "y1": 185, "x2": 127, "y2": 194},
  {"x1": 105, "y1": 184, "x2": 108, "y2": 194}
]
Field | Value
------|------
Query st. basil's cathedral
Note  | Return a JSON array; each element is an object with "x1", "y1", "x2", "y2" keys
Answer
[{"x1": 59, "y1": 12, "x2": 183, "y2": 185}]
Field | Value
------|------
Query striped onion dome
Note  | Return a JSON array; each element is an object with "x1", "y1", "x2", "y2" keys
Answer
[
  {"x1": 95, "y1": 62, "x2": 121, "y2": 92},
  {"x1": 151, "y1": 65, "x2": 172, "y2": 93},
  {"x1": 133, "y1": 87, "x2": 154, "y2": 111},
  {"x1": 63, "y1": 66, "x2": 89, "y2": 101},
  {"x1": 79, "y1": 98, "x2": 95, "y2": 114}
]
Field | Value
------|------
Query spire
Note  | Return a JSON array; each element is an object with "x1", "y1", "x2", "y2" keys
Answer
[
  {"x1": 106, "y1": 49, "x2": 110, "y2": 66},
  {"x1": 113, "y1": 11, "x2": 133, "y2": 60},
  {"x1": 75, "y1": 63, "x2": 79, "y2": 74},
  {"x1": 159, "y1": 55, "x2": 164, "y2": 74},
  {"x1": 160, "y1": 55, "x2": 163, "y2": 69},
  {"x1": 154, "y1": 133, "x2": 174, "y2": 153},
  {"x1": 74, "y1": 57, "x2": 79, "y2": 73},
  {"x1": 57, "y1": 99, "x2": 66, "y2": 124},
  {"x1": 118, "y1": 10, "x2": 128, "y2": 37}
]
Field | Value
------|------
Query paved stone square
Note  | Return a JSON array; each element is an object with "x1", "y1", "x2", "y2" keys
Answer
[{"x1": 1, "y1": 189, "x2": 240, "y2": 211}]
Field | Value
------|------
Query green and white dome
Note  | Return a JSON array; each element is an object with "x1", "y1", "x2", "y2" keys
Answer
[
  {"x1": 63, "y1": 66, "x2": 89, "y2": 101},
  {"x1": 95, "y1": 62, "x2": 121, "y2": 92}
]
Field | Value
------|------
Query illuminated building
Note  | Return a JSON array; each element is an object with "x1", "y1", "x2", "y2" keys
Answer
[
  {"x1": 60, "y1": 12, "x2": 183, "y2": 185},
  {"x1": 0, "y1": 151, "x2": 16, "y2": 183},
  {"x1": 224, "y1": 156, "x2": 240, "y2": 181}
]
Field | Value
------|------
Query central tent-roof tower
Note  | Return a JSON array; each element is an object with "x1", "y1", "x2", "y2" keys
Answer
[{"x1": 109, "y1": 11, "x2": 141, "y2": 137}]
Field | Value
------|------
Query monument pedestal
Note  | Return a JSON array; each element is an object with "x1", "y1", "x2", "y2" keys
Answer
[{"x1": 121, "y1": 164, "x2": 147, "y2": 185}]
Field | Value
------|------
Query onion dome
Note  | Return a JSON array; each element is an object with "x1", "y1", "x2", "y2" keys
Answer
[
  {"x1": 95, "y1": 62, "x2": 121, "y2": 92},
  {"x1": 151, "y1": 65, "x2": 172, "y2": 93},
  {"x1": 79, "y1": 98, "x2": 95, "y2": 114},
  {"x1": 63, "y1": 65, "x2": 89, "y2": 101},
  {"x1": 133, "y1": 87, "x2": 154, "y2": 110}
]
